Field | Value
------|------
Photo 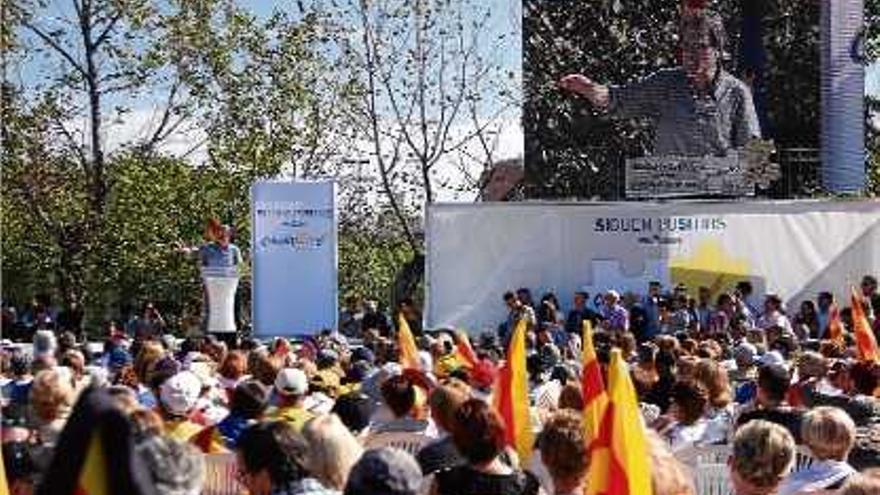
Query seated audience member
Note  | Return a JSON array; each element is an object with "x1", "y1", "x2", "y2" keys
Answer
[
  {"x1": 778, "y1": 406, "x2": 858, "y2": 495},
  {"x1": 135, "y1": 430, "x2": 207, "y2": 495},
  {"x1": 236, "y1": 421, "x2": 339, "y2": 495},
  {"x1": 729, "y1": 420, "x2": 796, "y2": 495},
  {"x1": 431, "y1": 399, "x2": 540, "y2": 495},
  {"x1": 838, "y1": 468, "x2": 880, "y2": 495},
  {"x1": 417, "y1": 380, "x2": 470, "y2": 475},
  {"x1": 694, "y1": 358, "x2": 736, "y2": 444},
  {"x1": 3, "y1": 441, "x2": 36, "y2": 495},
  {"x1": 658, "y1": 380, "x2": 710, "y2": 450},
  {"x1": 272, "y1": 368, "x2": 315, "y2": 431},
  {"x1": 330, "y1": 392, "x2": 374, "y2": 437},
  {"x1": 736, "y1": 364, "x2": 804, "y2": 442},
  {"x1": 364, "y1": 374, "x2": 432, "y2": 454},
  {"x1": 158, "y1": 371, "x2": 204, "y2": 442},
  {"x1": 343, "y1": 448, "x2": 422, "y2": 495},
  {"x1": 302, "y1": 414, "x2": 364, "y2": 491},
  {"x1": 217, "y1": 380, "x2": 269, "y2": 448},
  {"x1": 535, "y1": 410, "x2": 588, "y2": 495},
  {"x1": 646, "y1": 430, "x2": 695, "y2": 495},
  {"x1": 29, "y1": 368, "x2": 75, "y2": 449}
]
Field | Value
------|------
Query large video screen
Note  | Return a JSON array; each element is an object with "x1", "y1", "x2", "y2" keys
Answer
[{"x1": 523, "y1": 0, "x2": 821, "y2": 199}]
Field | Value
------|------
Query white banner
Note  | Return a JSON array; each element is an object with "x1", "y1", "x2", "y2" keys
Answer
[
  {"x1": 252, "y1": 181, "x2": 337, "y2": 336},
  {"x1": 426, "y1": 200, "x2": 880, "y2": 333}
]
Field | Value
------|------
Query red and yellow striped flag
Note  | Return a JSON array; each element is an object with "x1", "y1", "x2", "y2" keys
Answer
[
  {"x1": 852, "y1": 287, "x2": 879, "y2": 363},
  {"x1": 493, "y1": 318, "x2": 533, "y2": 465},
  {"x1": 1, "y1": 440, "x2": 10, "y2": 495},
  {"x1": 828, "y1": 302, "x2": 845, "y2": 343},
  {"x1": 582, "y1": 320, "x2": 608, "y2": 444},
  {"x1": 397, "y1": 313, "x2": 421, "y2": 370},
  {"x1": 586, "y1": 349, "x2": 653, "y2": 495},
  {"x1": 190, "y1": 425, "x2": 227, "y2": 454},
  {"x1": 454, "y1": 330, "x2": 479, "y2": 369}
]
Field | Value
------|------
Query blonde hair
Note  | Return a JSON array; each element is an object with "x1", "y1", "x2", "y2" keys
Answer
[
  {"x1": 840, "y1": 468, "x2": 880, "y2": 495},
  {"x1": 134, "y1": 341, "x2": 165, "y2": 385},
  {"x1": 694, "y1": 358, "x2": 732, "y2": 409},
  {"x1": 429, "y1": 379, "x2": 470, "y2": 431},
  {"x1": 30, "y1": 369, "x2": 74, "y2": 421},
  {"x1": 646, "y1": 430, "x2": 694, "y2": 495},
  {"x1": 802, "y1": 406, "x2": 856, "y2": 461},
  {"x1": 731, "y1": 420, "x2": 795, "y2": 490},
  {"x1": 302, "y1": 414, "x2": 364, "y2": 490}
]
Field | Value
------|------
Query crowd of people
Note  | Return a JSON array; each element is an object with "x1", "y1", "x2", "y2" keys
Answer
[{"x1": 2, "y1": 275, "x2": 880, "y2": 495}]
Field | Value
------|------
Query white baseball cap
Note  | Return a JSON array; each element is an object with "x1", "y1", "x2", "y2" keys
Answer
[
  {"x1": 160, "y1": 371, "x2": 202, "y2": 416},
  {"x1": 274, "y1": 368, "x2": 308, "y2": 396}
]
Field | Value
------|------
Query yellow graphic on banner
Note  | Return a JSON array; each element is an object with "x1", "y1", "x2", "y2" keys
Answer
[{"x1": 669, "y1": 239, "x2": 751, "y2": 297}]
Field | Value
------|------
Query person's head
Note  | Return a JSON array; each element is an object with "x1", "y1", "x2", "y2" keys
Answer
[
  {"x1": 605, "y1": 290, "x2": 621, "y2": 306},
  {"x1": 850, "y1": 361, "x2": 879, "y2": 396},
  {"x1": 698, "y1": 286, "x2": 712, "y2": 305},
  {"x1": 30, "y1": 368, "x2": 74, "y2": 423},
  {"x1": 862, "y1": 275, "x2": 878, "y2": 296},
  {"x1": 764, "y1": 295, "x2": 783, "y2": 314},
  {"x1": 801, "y1": 406, "x2": 856, "y2": 461},
  {"x1": 799, "y1": 300, "x2": 817, "y2": 319},
  {"x1": 236, "y1": 421, "x2": 311, "y2": 495},
  {"x1": 839, "y1": 468, "x2": 880, "y2": 495},
  {"x1": 136, "y1": 435, "x2": 206, "y2": 495},
  {"x1": 646, "y1": 430, "x2": 695, "y2": 495},
  {"x1": 134, "y1": 340, "x2": 165, "y2": 385},
  {"x1": 558, "y1": 382, "x2": 585, "y2": 411},
  {"x1": 717, "y1": 293, "x2": 734, "y2": 312},
  {"x1": 218, "y1": 225, "x2": 233, "y2": 247},
  {"x1": 736, "y1": 281, "x2": 754, "y2": 298},
  {"x1": 538, "y1": 410, "x2": 589, "y2": 494},
  {"x1": 218, "y1": 350, "x2": 248, "y2": 383},
  {"x1": 729, "y1": 420, "x2": 795, "y2": 495},
  {"x1": 428, "y1": 380, "x2": 470, "y2": 434},
  {"x1": 503, "y1": 291, "x2": 520, "y2": 310},
  {"x1": 274, "y1": 368, "x2": 309, "y2": 405},
  {"x1": 3, "y1": 442, "x2": 36, "y2": 495},
  {"x1": 756, "y1": 364, "x2": 790, "y2": 407},
  {"x1": 230, "y1": 380, "x2": 270, "y2": 419},
  {"x1": 516, "y1": 288, "x2": 533, "y2": 306},
  {"x1": 797, "y1": 351, "x2": 827, "y2": 381},
  {"x1": 251, "y1": 354, "x2": 283, "y2": 387},
  {"x1": 331, "y1": 392, "x2": 374, "y2": 435},
  {"x1": 670, "y1": 380, "x2": 708, "y2": 425},
  {"x1": 60, "y1": 349, "x2": 85, "y2": 378},
  {"x1": 648, "y1": 281, "x2": 663, "y2": 298},
  {"x1": 733, "y1": 342, "x2": 757, "y2": 371},
  {"x1": 343, "y1": 448, "x2": 421, "y2": 495},
  {"x1": 817, "y1": 291, "x2": 834, "y2": 311},
  {"x1": 302, "y1": 414, "x2": 364, "y2": 490},
  {"x1": 159, "y1": 371, "x2": 202, "y2": 419},
  {"x1": 380, "y1": 374, "x2": 416, "y2": 418},
  {"x1": 694, "y1": 359, "x2": 732, "y2": 409},
  {"x1": 451, "y1": 399, "x2": 506, "y2": 465},
  {"x1": 574, "y1": 291, "x2": 588, "y2": 310}
]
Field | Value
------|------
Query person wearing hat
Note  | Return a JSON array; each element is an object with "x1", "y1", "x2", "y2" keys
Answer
[
  {"x1": 217, "y1": 380, "x2": 269, "y2": 448},
  {"x1": 344, "y1": 447, "x2": 422, "y2": 495},
  {"x1": 159, "y1": 371, "x2": 204, "y2": 442},
  {"x1": 271, "y1": 368, "x2": 315, "y2": 431}
]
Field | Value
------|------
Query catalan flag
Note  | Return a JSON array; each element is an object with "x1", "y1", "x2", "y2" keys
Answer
[
  {"x1": 37, "y1": 387, "x2": 155, "y2": 495},
  {"x1": 827, "y1": 302, "x2": 845, "y2": 343},
  {"x1": 581, "y1": 320, "x2": 608, "y2": 445},
  {"x1": 189, "y1": 425, "x2": 228, "y2": 454},
  {"x1": 397, "y1": 313, "x2": 421, "y2": 370},
  {"x1": 454, "y1": 330, "x2": 479, "y2": 369},
  {"x1": 586, "y1": 349, "x2": 653, "y2": 495},
  {"x1": 852, "y1": 287, "x2": 879, "y2": 363},
  {"x1": 493, "y1": 318, "x2": 533, "y2": 465}
]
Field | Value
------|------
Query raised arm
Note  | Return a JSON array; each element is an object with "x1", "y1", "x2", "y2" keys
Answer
[{"x1": 559, "y1": 74, "x2": 610, "y2": 109}]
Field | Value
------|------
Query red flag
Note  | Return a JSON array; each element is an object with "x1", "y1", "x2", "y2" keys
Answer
[
  {"x1": 454, "y1": 330, "x2": 479, "y2": 369},
  {"x1": 827, "y1": 302, "x2": 845, "y2": 343},
  {"x1": 189, "y1": 425, "x2": 227, "y2": 454},
  {"x1": 852, "y1": 287, "x2": 879, "y2": 363},
  {"x1": 581, "y1": 320, "x2": 608, "y2": 445}
]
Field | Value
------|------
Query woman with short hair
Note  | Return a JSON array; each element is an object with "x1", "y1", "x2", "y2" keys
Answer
[
  {"x1": 777, "y1": 407, "x2": 858, "y2": 495},
  {"x1": 729, "y1": 420, "x2": 796, "y2": 495},
  {"x1": 301, "y1": 414, "x2": 364, "y2": 490},
  {"x1": 431, "y1": 399, "x2": 540, "y2": 495}
]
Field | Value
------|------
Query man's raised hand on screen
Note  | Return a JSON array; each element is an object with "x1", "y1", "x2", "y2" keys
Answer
[{"x1": 559, "y1": 74, "x2": 610, "y2": 109}]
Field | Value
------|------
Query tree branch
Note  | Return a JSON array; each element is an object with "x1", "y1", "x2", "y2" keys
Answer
[{"x1": 21, "y1": 21, "x2": 88, "y2": 80}]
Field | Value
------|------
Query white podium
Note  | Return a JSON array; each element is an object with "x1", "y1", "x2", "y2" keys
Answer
[{"x1": 202, "y1": 266, "x2": 238, "y2": 333}]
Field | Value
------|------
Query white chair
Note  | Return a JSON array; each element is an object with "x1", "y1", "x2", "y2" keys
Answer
[
  {"x1": 202, "y1": 452, "x2": 240, "y2": 495},
  {"x1": 693, "y1": 463, "x2": 731, "y2": 495},
  {"x1": 363, "y1": 430, "x2": 433, "y2": 457},
  {"x1": 674, "y1": 444, "x2": 732, "y2": 467}
]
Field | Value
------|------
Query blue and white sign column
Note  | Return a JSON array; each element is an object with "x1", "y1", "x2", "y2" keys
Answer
[
  {"x1": 821, "y1": 0, "x2": 865, "y2": 192},
  {"x1": 251, "y1": 181, "x2": 338, "y2": 337}
]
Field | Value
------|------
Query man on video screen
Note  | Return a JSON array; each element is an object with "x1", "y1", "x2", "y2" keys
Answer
[{"x1": 560, "y1": 9, "x2": 760, "y2": 157}]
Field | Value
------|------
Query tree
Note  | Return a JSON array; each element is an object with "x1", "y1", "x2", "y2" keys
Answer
[{"x1": 337, "y1": 0, "x2": 519, "y2": 302}]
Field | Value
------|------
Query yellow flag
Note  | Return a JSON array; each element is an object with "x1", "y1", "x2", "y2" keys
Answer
[{"x1": 397, "y1": 313, "x2": 421, "y2": 370}]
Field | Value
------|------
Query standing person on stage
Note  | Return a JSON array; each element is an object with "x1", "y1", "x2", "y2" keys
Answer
[
  {"x1": 600, "y1": 290, "x2": 629, "y2": 334},
  {"x1": 564, "y1": 291, "x2": 602, "y2": 335},
  {"x1": 560, "y1": 9, "x2": 760, "y2": 157},
  {"x1": 501, "y1": 291, "x2": 537, "y2": 349},
  {"x1": 199, "y1": 221, "x2": 243, "y2": 274}
]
